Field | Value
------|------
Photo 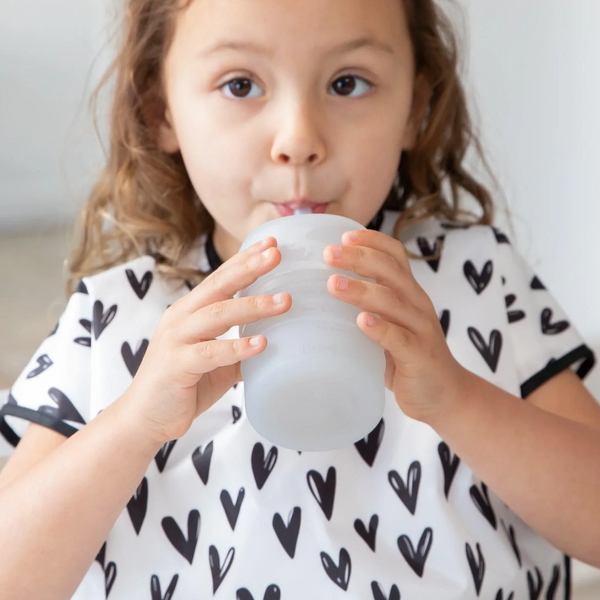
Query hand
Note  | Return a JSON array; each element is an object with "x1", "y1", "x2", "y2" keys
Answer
[
  {"x1": 323, "y1": 228, "x2": 469, "y2": 424},
  {"x1": 120, "y1": 237, "x2": 292, "y2": 445}
]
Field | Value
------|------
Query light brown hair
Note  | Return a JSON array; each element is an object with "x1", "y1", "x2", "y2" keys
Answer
[{"x1": 66, "y1": 0, "x2": 498, "y2": 296}]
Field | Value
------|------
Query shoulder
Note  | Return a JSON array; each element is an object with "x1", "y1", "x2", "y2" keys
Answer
[
  {"x1": 381, "y1": 211, "x2": 507, "y2": 251},
  {"x1": 75, "y1": 236, "x2": 207, "y2": 304}
]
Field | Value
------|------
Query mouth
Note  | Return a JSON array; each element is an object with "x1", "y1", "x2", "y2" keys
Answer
[{"x1": 273, "y1": 199, "x2": 329, "y2": 216}]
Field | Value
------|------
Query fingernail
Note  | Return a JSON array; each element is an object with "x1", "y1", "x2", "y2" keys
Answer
[
  {"x1": 331, "y1": 245, "x2": 342, "y2": 258},
  {"x1": 366, "y1": 313, "x2": 377, "y2": 327},
  {"x1": 249, "y1": 336, "x2": 262, "y2": 347},
  {"x1": 347, "y1": 231, "x2": 358, "y2": 241},
  {"x1": 336, "y1": 276, "x2": 348, "y2": 290},
  {"x1": 252, "y1": 238, "x2": 268, "y2": 251},
  {"x1": 272, "y1": 293, "x2": 284, "y2": 304}
]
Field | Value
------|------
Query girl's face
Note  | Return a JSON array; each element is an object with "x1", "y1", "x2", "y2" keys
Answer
[{"x1": 158, "y1": 0, "x2": 424, "y2": 261}]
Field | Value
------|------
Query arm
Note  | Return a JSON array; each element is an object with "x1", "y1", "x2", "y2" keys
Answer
[
  {"x1": 429, "y1": 368, "x2": 600, "y2": 568},
  {"x1": 0, "y1": 395, "x2": 164, "y2": 600}
]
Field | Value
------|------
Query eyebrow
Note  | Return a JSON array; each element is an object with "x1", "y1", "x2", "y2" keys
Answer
[{"x1": 197, "y1": 36, "x2": 396, "y2": 59}]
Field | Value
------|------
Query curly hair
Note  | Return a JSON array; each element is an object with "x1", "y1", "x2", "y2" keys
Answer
[{"x1": 66, "y1": 0, "x2": 499, "y2": 296}]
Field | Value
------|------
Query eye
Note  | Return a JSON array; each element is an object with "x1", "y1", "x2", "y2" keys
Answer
[
  {"x1": 220, "y1": 77, "x2": 264, "y2": 99},
  {"x1": 329, "y1": 75, "x2": 372, "y2": 97}
]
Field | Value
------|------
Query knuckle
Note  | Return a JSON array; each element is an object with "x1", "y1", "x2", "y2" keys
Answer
[
  {"x1": 199, "y1": 342, "x2": 216, "y2": 361},
  {"x1": 208, "y1": 301, "x2": 225, "y2": 320}
]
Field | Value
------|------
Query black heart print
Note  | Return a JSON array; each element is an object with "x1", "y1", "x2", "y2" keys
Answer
[
  {"x1": 466, "y1": 542, "x2": 485, "y2": 596},
  {"x1": 161, "y1": 509, "x2": 200, "y2": 565},
  {"x1": 307, "y1": 467, "x2": 336, "y2": 520},
  {"x1": 468, "y1": 327, "x2": 503, "y2": 373},
  {"x1": 500, "y1": 520, "x2": 522, "y2": 567},
  {"x1": 546, "y1": 565, "x2": 561, "y2": 600},
  {"x1": 388, "y1": 461, "x2": 421, "y2": 515},
  {"x1": 470, "y1": 482, "x2": 497, "y2": 530},
  {"x1": 184, "y1": 280, "x2": 195, "y2": 291},
  {"x1": 121, "y1": 339, "x2": 149, "y2": 377},
  {"x1": 221, "y1": 488, "x2": 245, "y2": 530},
  {"x1": 320, "y1": 548, "x2": 351, "y2": 591},
  {"x1": 541, "y1": 308, "x2": 569, "y2": 335},
  {"x1": 530, "y1": 276, "x2": 546, "y2": 290},
  {"x1": 94, "y1": 543, "x2": 117, "y2": 598},
  {"x1": 495, "y1": 590, "x2": 514, "y2": 600},
  {"x1": 155, "y1": 440, "x2": 177, "y2": 473},
  {"x1": 236, "y1": 585, "x2": 281, "y2": 600},
  {"x1": 92, "y1": 300, "x2": 118, "y2": 340},
  {"x1": 354, "y1": 515, "x2": 378, "y2": 552},
  {"x1": 527, "y1": 567, "x2": 543, "y2": 600},
  {"x1": 232, "y1": 405, "x2": 242, "y2": 424},
  {"x1": 151, "y1": 574, "x2": 179, "y2": 600},
  {"x1": 273, "y1": 507, "x2": 301, "y2": 558},
  {"x1": 505, "y1": 294, "x2": 526, "y2": 323},
  {"x1": 464, "y1": 260, "x2": 493, "y2": 295},
  {"x1": 38, "y1": 387, "x2": 85, "y2": 424},
  {"x1": 493, "y1": 227, "x2": 510, "y2": 244},
  {"x1": 74, "y1": 318, "x2": 92, "y2": 347},
  {"x1": 252, "y1": 443, "x2": 278, "y2": 490},
  {"x1": 371, "y1": 581, "x2": 400, "y2": 600},
  {"x1": 126, "y1": 269, "x2": 153, "y2": 300},
  {"x1": 209, "y1": 545, "x2": 235, "y2": 593},
  {"x1": 417, "y1": 235, "x2": 445, "y2": 273},
  {"x1": 397, "y1": 527, "x2": 433, "y2": 577},
  {"x1": 192, "y1": 441, "x2": 214, "y2": 485},
  {"x1": 127, "y1": 477, "x2": 148, "y2": 535},
  {"x1": 438, "y1": 442, "x2": 460, "y2": 499},
  {"x1": 354, "y1": 418, "x2": 385, "y2": 467},
  {"x1": 95, "y1": 542, "x2": 106, "y2": 566},
  {"x1": 26, "y1": 354, "x2": 53, "y2": 378},
  {"x1": 439, "y1": 310, "x2": 450, "y2": 338},
  {"x1": 104, "y1": 561, "x2": 117, "y2": 597},
  {"x1": 75, "y1": 280, "x2": 89, "y2": 294}
]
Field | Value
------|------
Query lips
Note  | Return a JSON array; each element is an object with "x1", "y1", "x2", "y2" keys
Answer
[{"x1": 275, "y1": 203, "x2": 328, "y2": 216}]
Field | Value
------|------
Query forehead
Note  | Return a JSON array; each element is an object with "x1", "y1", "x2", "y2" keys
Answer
[{"x1": 172, "y1": 0, "x2": 411, "y2": 58}]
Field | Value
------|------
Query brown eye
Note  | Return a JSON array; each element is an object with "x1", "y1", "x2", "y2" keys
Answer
[
  {"x1": 222, "y1": 78, "x2": 262, "y2": 99},
  {"x1": 330, "y1": 75, "x2": 371, "y2": 97}
]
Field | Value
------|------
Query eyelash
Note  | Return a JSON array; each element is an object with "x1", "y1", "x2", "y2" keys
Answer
[{"x1": 218, "y1": 74, "x2": 374, "y2": 99}]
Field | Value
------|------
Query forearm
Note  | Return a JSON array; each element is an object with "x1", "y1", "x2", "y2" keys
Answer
[
  {"x1": 0, "y1": 397, "x2": 163, "y2": 600},
  {"x1": 429, "y1": 371, "x2": 600, "y2": 568}
]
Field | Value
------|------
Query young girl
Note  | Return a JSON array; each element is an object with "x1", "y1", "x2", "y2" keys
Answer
[{"x1": 1, "y1": 0, "x2": 600, "y2": 598}]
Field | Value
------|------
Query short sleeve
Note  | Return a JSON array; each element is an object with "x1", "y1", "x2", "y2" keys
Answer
[
  {"x1": 495, "y1": 228, "x2": 596, "y2": 398},
  {"x1": 0, "y1": 282, "x2": 92, "y2": 443}
]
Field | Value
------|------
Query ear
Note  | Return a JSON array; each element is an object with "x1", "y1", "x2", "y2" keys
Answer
[{"x1": 401, "y1": 74, "x2": 431, "y2": 151}]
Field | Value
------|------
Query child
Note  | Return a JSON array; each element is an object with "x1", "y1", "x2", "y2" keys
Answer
[{"x1": 1, "y1": 0, "x2": 600, "y2": 598}]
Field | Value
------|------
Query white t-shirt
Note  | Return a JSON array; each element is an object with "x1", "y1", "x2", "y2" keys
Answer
[{"x1": 1, "y1": 212, "x2": 595, "y2": 600}]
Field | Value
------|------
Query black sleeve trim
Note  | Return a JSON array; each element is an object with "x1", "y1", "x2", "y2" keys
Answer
[
  {"x1": 0, "y1": 415, "x2": 21, "y2": 448},
  {"x1": 564, "y1": 554, "x2": 571, "y2": 600},
  {"x1": 0, "y1": 404, "x2": 78, "y2": 439},
  {"x1": 520, "y1": 344, "x2": 596, "y2": 399}
]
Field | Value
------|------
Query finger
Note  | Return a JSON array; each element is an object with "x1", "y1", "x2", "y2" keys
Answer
[
  {"x1": 356, "y1": 312, "x2": 414, "y2": 365},
  {"x1": 176, "y1": 236, "x2": 280, "y2": 314},
  {"x1": 324, "y1": 243, "x2": 422, "y2": 306},
  {"x1": 340, "y1": 228, "x2": 412, "y2": 274},
  {"x1": 327, "y1": 276, "x2": 427, "y2": 335},
  {"x1": 181, "y1": 335, "x2": 268, "y2": 377},
  {"x1": 181, "y1": 292, "x2": 292, "y2": 343}
]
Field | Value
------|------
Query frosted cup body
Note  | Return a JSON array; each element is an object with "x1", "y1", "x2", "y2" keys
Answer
[{"x1": 236, "y1": 214, "x2": 386, "y2": 452}]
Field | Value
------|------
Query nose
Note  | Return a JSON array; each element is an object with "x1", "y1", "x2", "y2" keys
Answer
[{"x1": 270, "y1": 100, "x2": 326, "y2": 167}]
